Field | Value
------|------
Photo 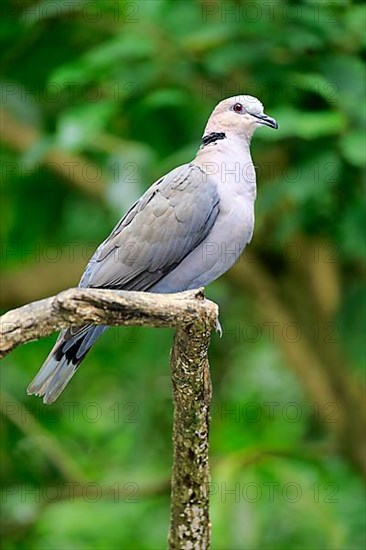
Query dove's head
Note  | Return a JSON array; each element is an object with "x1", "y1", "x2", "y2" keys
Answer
[{"x1": 204, "y1": 95, "x2": 278, "y2": 140}]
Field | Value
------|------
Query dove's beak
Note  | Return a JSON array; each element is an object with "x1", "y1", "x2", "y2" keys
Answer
[{"x1": 252, "y1": 112, "x2": 278, "y2": 129}]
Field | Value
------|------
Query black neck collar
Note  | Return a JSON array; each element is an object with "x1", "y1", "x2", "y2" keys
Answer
[{"x1": 201, "y1": 132, "x2": 226, "y2": 147}]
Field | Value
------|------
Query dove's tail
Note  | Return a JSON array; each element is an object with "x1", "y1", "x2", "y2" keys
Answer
[{"x1": 27, "y1": 325, "x2": 107, "y2": 404}]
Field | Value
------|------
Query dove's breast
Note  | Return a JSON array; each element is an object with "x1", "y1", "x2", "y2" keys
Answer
[{"x1": 152, "y1": 147, "x2": 256, "y2": 292}]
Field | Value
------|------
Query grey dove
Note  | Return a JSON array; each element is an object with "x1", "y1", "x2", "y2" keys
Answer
[{"x1": 28, "y1": 95, "x2": 278, "y2": 403}]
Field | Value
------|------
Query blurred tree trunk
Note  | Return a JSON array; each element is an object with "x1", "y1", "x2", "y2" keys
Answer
[{"x1": 228, "y1": 246, "x2": 366, "y2": 476}]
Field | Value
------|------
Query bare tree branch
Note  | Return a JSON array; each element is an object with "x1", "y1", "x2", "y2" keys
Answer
[
  {"x1": 0, "y1": 287, "x2": 218, "y2": 547},
  {"x1": 0, "y1": 287, "x2": 218, "y2": 358}
]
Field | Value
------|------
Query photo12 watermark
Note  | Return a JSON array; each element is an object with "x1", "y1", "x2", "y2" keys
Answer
[
  {"x1": 1, "y1": 400, "x2": 140, "y2": 425},
  {"x1": 208, "y1": 480, "x2": 339, "y2": 503},
  {"x1": 2, "y1": 1, "x2": 140, "y2": 25},
  {"x1": 212, "y1": 400, "x2": 340, "y2": 424},
  {"x1": 201, "y1": 81, "x2": 339, "y2": 105},
  {"x1": 1, "y1": 81, "x2": 140, "y2": 105},
  {"x1": 1, "y1": 481, "x2": 140, "y2": 504},
  {"x1": 222, "y1": 320, "x2": 340, "y2": 344},
  {"x1": 201, "y1": 2, "x2": 339, "y2": 25}
]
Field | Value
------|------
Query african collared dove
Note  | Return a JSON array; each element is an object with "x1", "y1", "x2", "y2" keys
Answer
[{"x1": 28, "y1": 95, "x2": 278, "y2": 403}]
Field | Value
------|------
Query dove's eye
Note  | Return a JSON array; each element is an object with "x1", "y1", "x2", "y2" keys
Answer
[{"x1": 233, "y1": 103, "x2": 244, "y2": 113}]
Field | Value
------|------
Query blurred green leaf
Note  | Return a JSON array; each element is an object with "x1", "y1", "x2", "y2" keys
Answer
[
  {"x1": 56, "y1": 101, "x2": 117, "y2": 151},
  {"x1": 260, "y1": 108, "x2": 346, "y2": 140},
  {"x1": 339, "y1": 130, "x2": 366, "y2": 167}
]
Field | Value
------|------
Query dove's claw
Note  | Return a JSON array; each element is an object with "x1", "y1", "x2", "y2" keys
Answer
[{"x1": 215, "y1": 319, "x2": 223, "y2": 337}]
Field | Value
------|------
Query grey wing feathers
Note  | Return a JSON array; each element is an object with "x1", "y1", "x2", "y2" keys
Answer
[
  {"x1": 80, "y1": 163, "x2": 220, "y2": 291},
  {"x1": 27, "y1": 162, "x2": 219, "y2": 404},
  {"x1": 27, "y1": 325, "x2": 107, "y2": 403}
]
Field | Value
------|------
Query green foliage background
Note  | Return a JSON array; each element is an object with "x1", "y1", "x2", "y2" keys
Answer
[{"x1": 1, "y1": 1, "x2": 365, "y2": 549}]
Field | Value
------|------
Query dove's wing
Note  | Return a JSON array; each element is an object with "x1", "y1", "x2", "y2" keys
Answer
[
  {"x1": 80, "y1": 163, "x2": 220, "y2": 291},
  {"x1": 27, "y1": 162, "x2": 220, "y2": 403}
]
